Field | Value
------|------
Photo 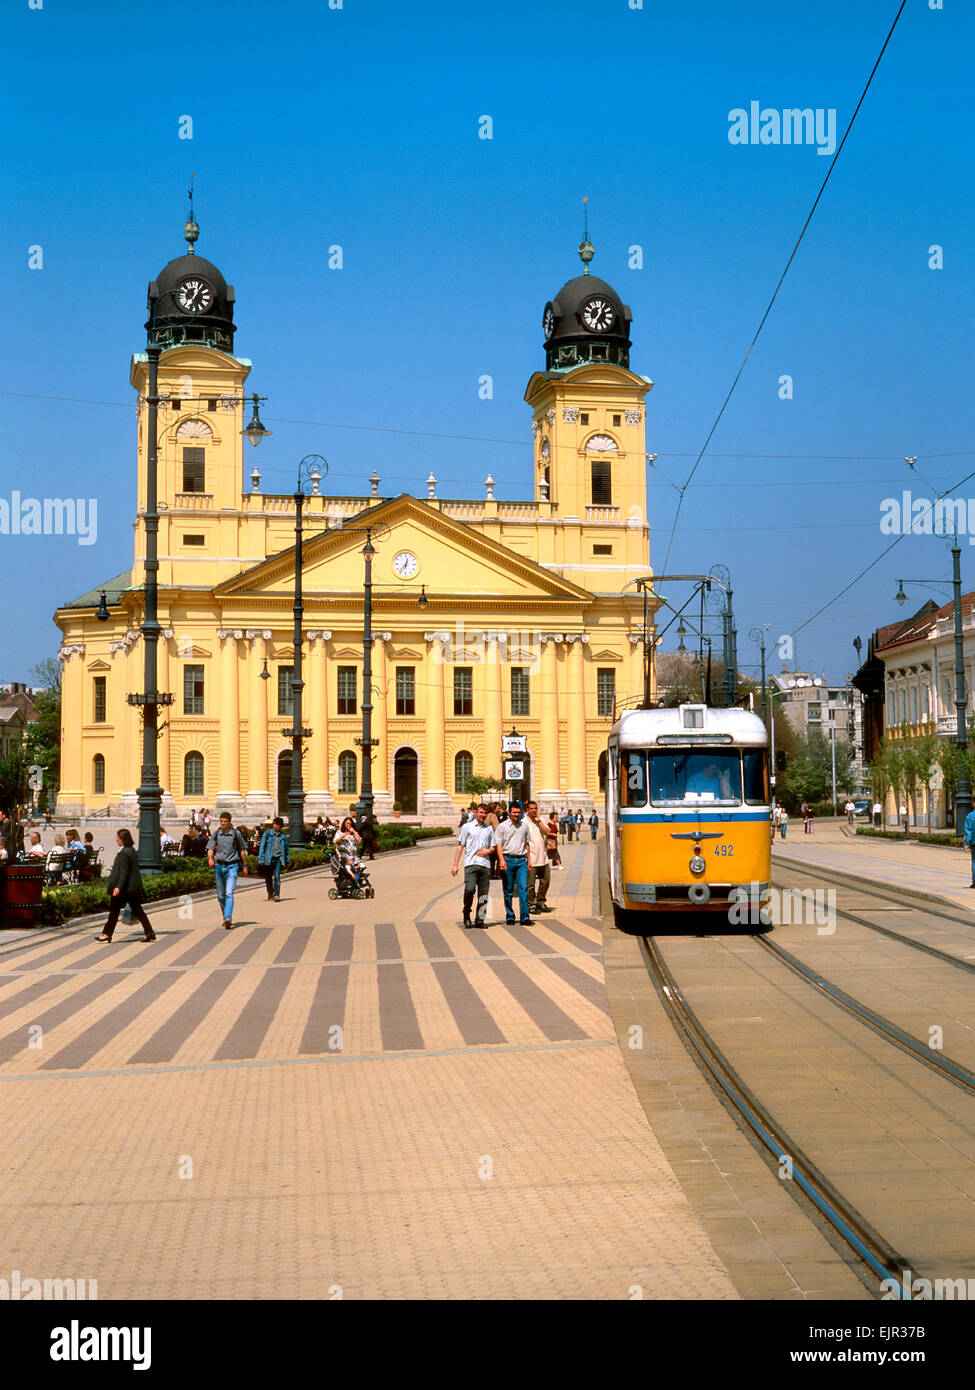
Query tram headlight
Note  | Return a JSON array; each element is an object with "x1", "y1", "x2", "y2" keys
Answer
[{"x1": 689, "y1": 853, "x2": 706, "y2": 876}]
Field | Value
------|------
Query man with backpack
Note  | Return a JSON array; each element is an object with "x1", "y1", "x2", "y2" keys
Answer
[{"x1": 207, "y1": 812, "x2": 249, "y2": 929}]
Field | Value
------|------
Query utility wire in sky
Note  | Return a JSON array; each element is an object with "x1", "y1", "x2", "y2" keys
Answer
[{"x1": 659, "y1": 0, "x2": 909, "y2": 576}]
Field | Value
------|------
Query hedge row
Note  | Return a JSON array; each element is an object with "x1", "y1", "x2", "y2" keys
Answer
[
  {"x1": 855, "y1": 826, "x2": 964, "y2": 847},
  {"x1": 36, "y1": 824, "x2": 451, "y2": 925}
]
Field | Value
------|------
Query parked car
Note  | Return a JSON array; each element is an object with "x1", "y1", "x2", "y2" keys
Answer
[{"x1": 853, "y1": 798, "x2": 871, "y2": 818}]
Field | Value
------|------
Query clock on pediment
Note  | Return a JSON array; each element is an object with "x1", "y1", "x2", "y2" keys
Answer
[{"x1": 392, "y1": 550, "x2": 419, "y2": 579}]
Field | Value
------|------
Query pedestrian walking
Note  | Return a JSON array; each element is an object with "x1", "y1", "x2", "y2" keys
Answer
[
  {"x1": 545, "y1": 810, "x2": 561, "y2": 869},
  {"x1": 95, "y1": 830, "x2": 155, "y2": 942},
  {"x1": 772, "y1": 804, "x2": 782, "y2": 838},
  {"x1": 899, "y1": 803, "x2": 909, "y2": 836},
  {"x1": 844, "y1": 799, "x2": 855, "y2": 825},
  {"x1": 525, "y1": 801, "x2": 552, "y2": 913},
  {"x1": 779, "y1": 807, "x2": 789, "y2": 839},
  {"x1": 355, "y1": 805, "x2": 377, "y2": 860},
  {"x1": 558, "y1": 808, "x2": 567, "y2": 844},
  {"x1": 566, "y1": 809, "x2": 575, "y2": 842},
  {"x1": 207, "y1": 812, "x2": 249, "y2": 929},
  {"x1": 450, "y1": 802, "x2": 496, "y2": 927},
  {"x1": 258, "y1": 816, "x2": 290, "y2": 901},
  {"x1": 575, "y1": 810, "x2": 584, "y2": 838},
  {"x1": 588, "y1": 810, "x2": 599, "y2": 841},
  {"x1": 963, "y1": 806, "x2": 975, "y2": 888},
  {"x1": 873, "y1": 801, "x2": 882, "y2": 828},
  {"x1": 494, "y1": 801, "x2": 533, "y2": 925}
]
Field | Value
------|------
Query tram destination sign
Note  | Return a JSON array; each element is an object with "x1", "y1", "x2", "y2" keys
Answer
[{"x1": 655, "y1": 733, "x2": 733, "y2": 745}]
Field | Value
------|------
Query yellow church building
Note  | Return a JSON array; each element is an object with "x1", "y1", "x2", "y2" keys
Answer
[{"x1": 54, "y1": 220, "x2": 660, "y2": 821}]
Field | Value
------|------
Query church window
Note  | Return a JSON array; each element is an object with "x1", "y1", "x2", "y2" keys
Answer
[
  {"x1": 453, "y1": 667, "x2": 473, "y2": 716},
  {"x1": 208, "y1": 399, "x2": 218, "y2": 412},
  {"x1": 278, "y1": 667, "x2": 294, "y2": 718},
  {"x1": 396, "y1": 667, "x2": 416, "y2": 716},
  {"x1": 613, "y1": 414, "x2": 621, "y2": 426},
  {"x1": 580, "y1": 413, "x2": 589, "y2": 425},
  {"x1": 593, "y1": 544, "x2": 612, "y2": 556},
  {"x1": 182, "y1": 534, "x2": 206, "y2": 546},
  {"x1": 591, "y1": 460, "x2": 612, "y2": 506},
  {"x1": 511, "y1": 667, "x2": 530, "y2": 717},
  {"x1": 337, "y1": 667, "x2": 357, "y2": 714},
  {"x1": 597, "y1": 668, "x2": 616, "y2": 718},
  {"x1": 184, "y1": 664, "x2": 205, "y2": 714},
  {"x1": 184, "y1": 751, "x2": 204, "y2": 796},
  {"x1": 182, "y1": 446, "x2": 206, "y2": 493},
  {"x1": 455, "y1": 750, "x2": 473, "y2": 794},
  {"x1": 93, "y1": 676, "x2": 106, "y2": 723},
  {"x1": 93, "y1": 754, "x2": 105, "y2": 795},
  {"x1": 338, "y1": 750, "x2": 357, "y2": 794}
]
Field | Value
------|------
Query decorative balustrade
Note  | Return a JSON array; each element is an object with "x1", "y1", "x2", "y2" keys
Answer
[
  {"x1": 496, "y1": 502, "x2": 539, "y2": 520},
  {"x1": 439, "y1": 501, "x2": 485, "y2": 520},
  {"x1": 173, "y1": 493, "x2": 215, "y2": 510},
  {"x1": 585, "y1": 505, "x2": 621, "y2": 522},
  {"x1": 937, "y1": 715, "x2": 958, "y2": 735}
]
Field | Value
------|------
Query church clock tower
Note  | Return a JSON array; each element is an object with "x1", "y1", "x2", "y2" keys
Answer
[{"x1": 525, "y1": 238, "x2": 653, "y2": 536}]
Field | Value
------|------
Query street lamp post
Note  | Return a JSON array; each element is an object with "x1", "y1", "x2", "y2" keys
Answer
[
  {"x1": 894, "y1": 541, "x2": 971, "y2": 833},
  {"x1": 357, "y1": 528, "x2": 378, "y2": 826},
  {"x1": 287, "y1": 456, "x2": 327, "y2": 848},
  {"x1": 749, "y1": 626, "x2": 768, "y2": 731}
]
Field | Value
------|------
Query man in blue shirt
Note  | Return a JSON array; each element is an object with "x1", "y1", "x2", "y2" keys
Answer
[{"x1": 963, "y1": 807, "x2": 975, "y2": 887}]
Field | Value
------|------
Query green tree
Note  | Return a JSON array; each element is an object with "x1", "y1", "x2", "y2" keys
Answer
[
  {"x1": 23, "y1": 658, "x2": 62, "y2": 811},
  {"x1": 0, "y1": 748, "x2": 30, "y2": 859},
  {"x1": 463, "y1": 774, "x2": 503, "y2": 798},
  {"x1": 901, "y1": 731, "x2": 939, "y2": 831}
]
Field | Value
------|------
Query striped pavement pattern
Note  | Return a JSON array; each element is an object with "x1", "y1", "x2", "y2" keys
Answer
[{"x1": 0, "y1": 915, "x2": 607, "y2": 1075}]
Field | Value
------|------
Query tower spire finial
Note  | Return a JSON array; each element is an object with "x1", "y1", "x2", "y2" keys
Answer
[
  {"x1": 578, "y1": 196, "x2": 594, "y2": 275},
  {"x1": 184, "y1": 173, "x2": 199, "y2": 254}
]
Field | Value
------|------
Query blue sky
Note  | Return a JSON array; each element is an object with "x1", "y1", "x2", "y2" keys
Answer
[{"x1": 1, "y1": 0, "x2": 971, "y2": 685}]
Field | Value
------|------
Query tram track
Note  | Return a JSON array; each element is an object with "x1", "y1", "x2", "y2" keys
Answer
[
  {"x1": 638, "y1": 890, "x2": 975, "y2": 1298},
  {"x1": 638, "y1": 933, "x2": 914, "y2": 1297}
]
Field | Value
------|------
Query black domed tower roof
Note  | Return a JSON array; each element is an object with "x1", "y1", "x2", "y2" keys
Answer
[
  {"x1": 146, "y1": 207, "x2": 236, "y2": 352},
  {"x1": 542, "y1": 240, "x2": 631, "y2": 371}
]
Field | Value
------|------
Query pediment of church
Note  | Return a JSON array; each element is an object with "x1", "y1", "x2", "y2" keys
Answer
[
  {"x1": 591, "y1": 648, "x2": 623, "y2": 661},
  {"x1": 86, "y1": 659, "x2": 112, "y2": 672},
  {"x1": 216, "y1": 494, "x2": 594, "y2": 606}
]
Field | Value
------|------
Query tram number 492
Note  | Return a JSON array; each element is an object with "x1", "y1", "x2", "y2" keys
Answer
[{"x1": 714, "y1": 844, "x2": 733, "y2": 856}]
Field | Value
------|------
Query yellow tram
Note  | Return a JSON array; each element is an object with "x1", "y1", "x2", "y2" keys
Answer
[{"x1": 606, "y1": 704, "x2": 771, "y2": 922}]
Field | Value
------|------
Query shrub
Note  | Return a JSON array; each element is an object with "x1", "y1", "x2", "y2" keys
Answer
[{"x1": 917, "y1": 833, "x2": 963, "y2": 847}]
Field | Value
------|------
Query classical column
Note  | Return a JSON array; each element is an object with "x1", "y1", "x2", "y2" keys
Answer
[
  {"x1": 372, "y1": 631, "x2": 392, "y2": 810},
  {"x1": 421, "y1": 630, "x2": 454, "y2": 816},
  {"x1": 483, "y1": 630, "x2": 504, "y2": 789},
  {"x1": 245, "y1": 629, "x2": 274, "y2": 819},
  {"x1": 215, "y1": 628, "x2": 243, "y2": 814},
  {"x1": 565, "y1": 632, "x2": 592, "y2": 809},
  {"x1": 56, "y1": 644, "x2": 85, "y2": 817},
  {"x1": 304, "y1": 629, "x2": 336, "y2": 817},
  {"x1": 156, "y1": 627, "x2": 177, "y2": 819},
  {"x1": 535, "y1": 632, "x2": 562, "y2": 803}
]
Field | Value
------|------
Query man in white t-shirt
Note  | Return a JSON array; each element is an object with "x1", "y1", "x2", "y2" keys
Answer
[{"x1": 450, "y1": 803, "x2": 496, "y2": 928}]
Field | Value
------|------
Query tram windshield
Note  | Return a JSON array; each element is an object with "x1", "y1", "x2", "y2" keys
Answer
[{"x1": 647, "y1": 751, "x2": 742, "y2": 806}]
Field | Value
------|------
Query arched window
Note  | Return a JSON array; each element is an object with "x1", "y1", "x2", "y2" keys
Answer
[
  {"x1": 184, "y1": 750, "x2": 204, "y2": 797},
  {"x1": 454, "y1": 750, "x2": 473, "y2": 794},
  {"x1": 338, "y1": 750, "x2": 357, "y2": 795},
  {"x1": 93, "y1": 754, "x2": 105, "y2": 795}
]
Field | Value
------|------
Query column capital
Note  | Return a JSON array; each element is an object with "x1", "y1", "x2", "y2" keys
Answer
[
  {"x1": 564, "y1": 632, "x2": 590, "y2": 644},
  {"x1": 58, "y1": 644, "x2": 85, "y2": 661},
  {"x1": 217, "y1": 628, "x2": 244, "y2": 642},
  {"x1": 424, "y1": 630, "x2": 452, "y2": 644},
  {"x1": 541, "y1": 632, "x2": 564, "y2": 646},
  {"x1": 627, "y1": 633, "x2": 644, "y2": 648},
  {"x1": 161, "y1": 627, "x2": 174, "y2": 640},
  {"x1": 246, "y1": 628, "x2": 273, "y2": 641},
  {"x1": 373, "y1": 630, "x2": 392, "y2": 644},
  {"x1": 307, "y1": 629, "x2": 333, "y2": 644}
]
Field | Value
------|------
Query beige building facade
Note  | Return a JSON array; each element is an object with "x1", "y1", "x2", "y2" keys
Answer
[{"x1": 54, "y1": 227, "x2": 660, "y2": 820}]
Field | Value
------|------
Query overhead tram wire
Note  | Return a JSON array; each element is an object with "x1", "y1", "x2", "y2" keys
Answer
[
  {"x1": 659, "y1": 0, "x2": 909, "y2": 576},
  {"x1": 793, "y1": 464, "x2": 975, "y2": 637}
]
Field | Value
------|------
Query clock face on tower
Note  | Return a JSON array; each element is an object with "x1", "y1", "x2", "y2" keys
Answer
[
  {"x1": 542, "y1": 304, "x2": 556, "y2": 339},
  {"x1": 175, "y1": 277, "x2": 214, "y2": 314},
  {"x1": 579, "y1": 296, "x2": 615, "y2": 333},
  {"x1": 392, "y1": 550, "x2": 419, "y2": 579}
]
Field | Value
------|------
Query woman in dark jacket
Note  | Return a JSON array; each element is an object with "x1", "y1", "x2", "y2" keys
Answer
[{"x1": 96, "y1": 829, "x2": 156, "y2": 942}]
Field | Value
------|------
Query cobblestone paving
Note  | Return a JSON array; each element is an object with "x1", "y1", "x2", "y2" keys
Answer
[{"x1": 0, "y1": 840, "x2": 737, "y2": 1299}]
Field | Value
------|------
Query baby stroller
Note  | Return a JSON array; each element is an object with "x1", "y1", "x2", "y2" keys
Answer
[{"x1": 327, "y1": 849, "x2": 375, "y2": 899}]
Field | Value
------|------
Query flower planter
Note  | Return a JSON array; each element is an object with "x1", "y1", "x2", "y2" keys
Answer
[{"x1": 1, "y1": 862, "x2": 45, "y2": 928}]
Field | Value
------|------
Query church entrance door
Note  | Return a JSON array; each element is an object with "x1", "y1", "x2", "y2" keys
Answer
[
  {"x1": 393, "y1": 748, "x2": 418, "y2": 814},
  {"x1": 277, "y1": 752, "x2": 293, "y2": 817}
]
